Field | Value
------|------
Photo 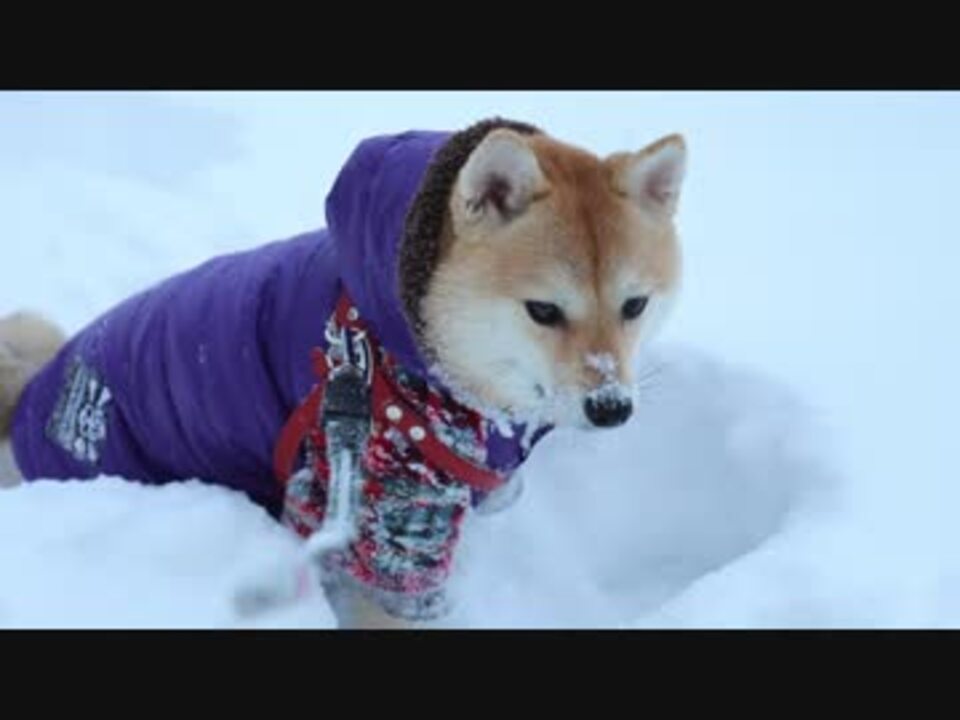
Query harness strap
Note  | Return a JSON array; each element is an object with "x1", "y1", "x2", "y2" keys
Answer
[{"x1": 273, "y1": 292, "x2": 506, "y2": 494}]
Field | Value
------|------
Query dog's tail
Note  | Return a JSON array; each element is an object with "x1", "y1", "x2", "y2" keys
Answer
[{"x1": 0, "y1": 311, "x2": 66, "y2": 439}]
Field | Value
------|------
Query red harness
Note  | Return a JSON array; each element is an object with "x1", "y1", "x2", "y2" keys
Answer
[
  {"x1": 270, "y1": 291, "x2": 527, "y2": 619},
  {"x1": 273, "y1": 291, "x2": 506, "y2": 511}
]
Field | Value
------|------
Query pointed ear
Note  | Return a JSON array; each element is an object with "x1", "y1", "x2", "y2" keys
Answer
[
  {"x1": 610, "y1": 134, "x2": 687, "y2": 216},
  {"x1": 455, "y1": 129, "x2": 546, "y2": 223}
]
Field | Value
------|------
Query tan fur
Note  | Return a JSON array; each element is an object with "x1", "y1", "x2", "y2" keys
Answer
[
  {"x1": 424, "y1": 130, "x2": 685, "y2": 422},
  {"x1": 0, "y1": 311, "x2": 66, "y2": 440},
  {"x1": 0, "y1": 441, "x2": 19, "y2": 488}
]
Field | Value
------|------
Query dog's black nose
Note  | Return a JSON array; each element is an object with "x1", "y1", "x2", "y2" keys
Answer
[{"x1": 583, "y1": 396, "x2": 633, "y2": 428}]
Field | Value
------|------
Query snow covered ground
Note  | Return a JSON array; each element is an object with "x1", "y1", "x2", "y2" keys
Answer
[{"x1": 0, "y1": 91, "x2": 956, "y2": 628}]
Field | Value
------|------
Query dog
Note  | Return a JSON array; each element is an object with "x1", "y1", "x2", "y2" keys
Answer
[{"x1": 0, "y1": 118, "x2": 686, "y2": 628}]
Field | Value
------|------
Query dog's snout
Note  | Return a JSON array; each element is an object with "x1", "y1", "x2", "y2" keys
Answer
[{"x1": 583, "y1": 395, "x2": 633, "y2": 428}]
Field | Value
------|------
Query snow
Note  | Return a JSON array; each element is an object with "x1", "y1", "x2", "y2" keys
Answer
[
  {"x1": 0, "y1": 91, "x2": 957, "y2": 628},
  {"x1": 0, "y1": 477, "x2": 334, "y2": 628}
]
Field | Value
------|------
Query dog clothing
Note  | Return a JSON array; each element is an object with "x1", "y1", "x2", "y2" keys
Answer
[{"x1": 11, "y1": 119, "x2": 553, "y2": 619}]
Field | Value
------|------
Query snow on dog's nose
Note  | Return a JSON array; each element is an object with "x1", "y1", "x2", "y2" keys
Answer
[{"x1": 582, "y1": 353, "x2": 633, "y2": 428}]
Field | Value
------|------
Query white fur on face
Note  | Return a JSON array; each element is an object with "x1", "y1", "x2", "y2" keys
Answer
[
  {"x1": 428, "y1": 291, "x2": 669, "y2": 428},
  {"x1": 633, "y1": 290, "x2": 677, "y2": 350},
  {"x1": 424, "y1": 294, "x2": 552, "y2": 414},
  {"x1": 613, "y1": 273, "x2": 680, "y2": 353}
]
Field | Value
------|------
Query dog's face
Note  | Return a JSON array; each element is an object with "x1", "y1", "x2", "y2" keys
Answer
[{"x1": 421, "y1": 129, "x2": 685, "y2": 430}]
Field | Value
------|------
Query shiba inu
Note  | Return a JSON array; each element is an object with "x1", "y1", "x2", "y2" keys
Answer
[{"x1": 0, "y1": 117, "x2": 686, "y2": 628}]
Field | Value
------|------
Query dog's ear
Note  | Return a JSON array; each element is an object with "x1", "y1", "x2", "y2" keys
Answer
[
  {"x1": 609, "y1": 134, "x2": 687, "y2": 217},
  {"x1": 454, "y1": 129, "x2": 546, "y2": 225}
]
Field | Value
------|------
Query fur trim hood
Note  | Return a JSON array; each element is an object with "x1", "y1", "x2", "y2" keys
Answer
[{"x1": 326, "y1": 117, "x2": 541, "y2": 374}]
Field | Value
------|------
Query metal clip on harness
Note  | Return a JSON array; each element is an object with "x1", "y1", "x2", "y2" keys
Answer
[
  {"x1": 302, "y1": 365, "x2": 371, "y2": 560},
  {"x1": 233, "y1": 366, "x2": 372, "y2": 619}
]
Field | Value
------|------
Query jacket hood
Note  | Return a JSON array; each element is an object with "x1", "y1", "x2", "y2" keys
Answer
[{"x1": 324, "y1": 117, "x2": 541, "y2": 378}]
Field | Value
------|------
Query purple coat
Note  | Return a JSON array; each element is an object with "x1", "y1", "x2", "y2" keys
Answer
[{"x1": 11, "y1": 120, "x2": 549, "y2": 517}]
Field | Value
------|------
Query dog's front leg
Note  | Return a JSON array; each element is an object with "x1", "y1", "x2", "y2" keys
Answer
[{"x1": 327, "y1": 584, "x2": 424, "y2": 630}]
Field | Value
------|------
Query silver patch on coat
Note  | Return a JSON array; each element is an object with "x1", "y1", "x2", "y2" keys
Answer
[{"x1": 46, "y1": 357, "x2": 112, "y2": 465}]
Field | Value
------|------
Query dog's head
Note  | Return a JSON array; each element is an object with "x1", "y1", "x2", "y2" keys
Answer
[{"x1": 401, "y1": 122, "x2": 685, "y2": 430}]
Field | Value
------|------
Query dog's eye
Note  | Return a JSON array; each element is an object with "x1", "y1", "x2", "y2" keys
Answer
[
  {"x1": 524, "y1": 301, "x2": 566, "y2": 328},
  {"x1": 622, "y1": 296, "x2": 649, "y2": 321}
]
